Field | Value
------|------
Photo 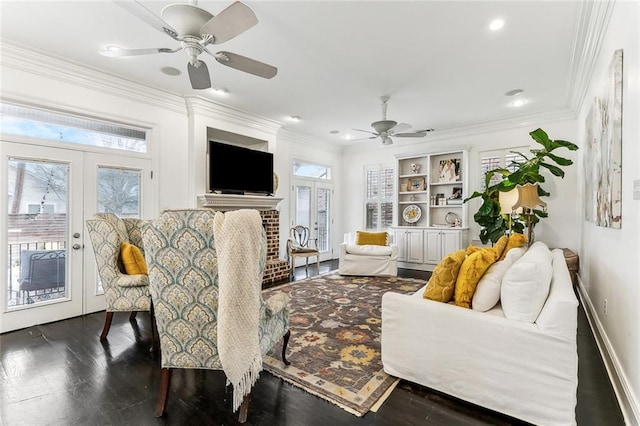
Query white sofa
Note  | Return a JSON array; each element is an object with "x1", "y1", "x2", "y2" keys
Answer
[
  {"x1": 339, "y1": 232, "x2": 398, "y2": 277},
  {"x1": 381, "y1": 246, "x2": 578, "y2": 425}
]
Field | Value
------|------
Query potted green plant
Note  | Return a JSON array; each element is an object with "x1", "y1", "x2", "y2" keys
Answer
[{"x1": 465, "y1": 128, "x2": 579, "y2": 244}]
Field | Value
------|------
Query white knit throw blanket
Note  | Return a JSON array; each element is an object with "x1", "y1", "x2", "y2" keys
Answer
[{"x1": 213, "y1": 209, "x2": 264, "y2": 412}]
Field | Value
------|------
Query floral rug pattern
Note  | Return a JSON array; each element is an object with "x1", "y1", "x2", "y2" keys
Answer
[{"x1": 262, "y1": 272, "x2": 426, "y2": 416}]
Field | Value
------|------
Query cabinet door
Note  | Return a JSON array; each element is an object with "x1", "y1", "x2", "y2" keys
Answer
[
  {"x1": 393, "y1": 230, "x2": 408, "y2": 262},
  {"x1": 441, "y1": 230, "x2": 461, "y2": 257},
  {"x1": 424, "y1": 230, "x2": 442, "y2": 263},
  {"x1": 405, "y1": 230, "x2": 424, "y2": 263}
]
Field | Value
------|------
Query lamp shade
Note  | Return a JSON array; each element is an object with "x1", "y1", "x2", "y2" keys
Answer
[
  {"x1": 499, "y1": 189, "x2": 521, "y2": 214},
  {"x1": 512, "y1": 183, "x2": 547, "y2": 211}
]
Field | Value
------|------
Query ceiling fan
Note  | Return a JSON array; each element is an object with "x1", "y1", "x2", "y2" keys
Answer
[
  {"x1": 99, "y1": 0, "x2": 277, "y2": 90},
  {"x1": 353, "y1": 96, "x2": 433, "y2": 145}
]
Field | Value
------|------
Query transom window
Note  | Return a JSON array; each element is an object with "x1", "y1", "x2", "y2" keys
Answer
[
  {"x1": 293, "y1": 160, "x2": 331, "y2": 179},
  {"x1": 1, "y1": 103, "x2": 147, "y2": 153}
]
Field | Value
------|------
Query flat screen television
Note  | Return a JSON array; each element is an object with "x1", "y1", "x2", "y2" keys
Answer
[{"x1": 208, "y1": 141, "x2": 274, "y2": 195}]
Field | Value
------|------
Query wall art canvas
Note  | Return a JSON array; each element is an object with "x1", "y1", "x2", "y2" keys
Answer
[{"x1": 584, "y1": 49, "x2": 623, "y2": 228}]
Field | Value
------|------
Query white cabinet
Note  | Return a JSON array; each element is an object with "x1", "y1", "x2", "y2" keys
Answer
[
  {"x1": 425, "y1": 229, "x2": 463, "y2": 265},
  {"x1": 393, "y1": 229, "x2": 424, "y2": 263}
]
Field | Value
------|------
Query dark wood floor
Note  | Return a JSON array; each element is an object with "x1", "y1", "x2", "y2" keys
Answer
[{"x1": 0, "y1": 261, "x2": 625, "y2": 425}]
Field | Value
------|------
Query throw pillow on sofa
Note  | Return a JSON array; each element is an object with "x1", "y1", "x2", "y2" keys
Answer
[
  {"x1": 501, "y1": 241, "x2": 553, "y2": 322},
  {"x1": 472, "y1": 247, "x2": 526, "y2": 312},
  {"x1": 423, "y1": 249, "x2": 466, "y2": 302},
  {"x1": 499, "y1": 233, "x2": 528, "y2": 261},
  {"x1": 355, "y1": 231, "x2": 388, "y2": 246},
  {"x1": 453, "y1": 247, "x2": 499, "y2": 308}
]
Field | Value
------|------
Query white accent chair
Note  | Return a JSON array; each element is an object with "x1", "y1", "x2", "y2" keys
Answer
[{"x1": 338, "y1": 232, "x2": 398, "y2": 277}]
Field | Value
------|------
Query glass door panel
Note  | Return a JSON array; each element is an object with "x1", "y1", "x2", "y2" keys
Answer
[
  {"x1": 2, "y1": 142, "x2": 84, "y2": 333},
  {"x1": 291, "y1": 179, "x2": 333, "y2": 262}
]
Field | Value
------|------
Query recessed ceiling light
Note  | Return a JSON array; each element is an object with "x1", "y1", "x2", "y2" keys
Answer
[
  {"x1": 160, "y1": 66, "x2": 181, "y2": 76},
  {"x1": 505, "y1": 89, "x2": 524, "y2": 96},
  {"x1": 344, "y1": 134, "x2": 353, "y2": 140},
  {"x1": 509, "y1": 99, "x2": 528, "y2": 107},
  {"x1": 105, "y1": 45, "x2": 122, "y2": 52},
  {"x1": 289, "y1": 115, "x2": 301, "y2": 122},
  {"x1": 489, "y1": 19, "x2": 505, "y2": 31}
]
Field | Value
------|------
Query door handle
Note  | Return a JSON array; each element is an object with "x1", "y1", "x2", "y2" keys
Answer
[{"x1": 72, "y1": 244, "x2": 82, "y2": 250}]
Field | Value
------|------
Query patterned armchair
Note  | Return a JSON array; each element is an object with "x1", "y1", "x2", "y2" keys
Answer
[
  {"x1": 86, "y1": 213, "x2": 152, "y2": 340},
  {"x1": 141, "y1": 209, "x2": 291, "y2": 422}
]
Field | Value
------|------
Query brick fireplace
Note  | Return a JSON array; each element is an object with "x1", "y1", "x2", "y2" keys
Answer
[{"x1": 197, "y1": 194, "x2": 290, "y2": 285}]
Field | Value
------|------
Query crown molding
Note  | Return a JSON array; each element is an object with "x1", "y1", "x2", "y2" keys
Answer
[
  {"x1": 277, "y1": 128, "x2": 343, "y2": 153},
  {"x1": 565, "y1": 0, "x2": 616, "y2": 112},
  {"x1": 184, "y1": 96, "x2": 283, "y2": 136},
  {"x1": 0, "y1": 40, "x2": 187, "y2": 114}
]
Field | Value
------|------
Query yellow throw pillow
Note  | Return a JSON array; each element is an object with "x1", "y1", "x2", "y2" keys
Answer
[
  {"x1": 120, "y1": 242, "x2": 148, "y2": 275},
  {"x1": 499, "y1": 233, "x2": 528, "y2": 261},
  {"x1": 355, "y1": 231, "x2": 387, "y2": 246},
  {"x1": 492, "y1": 235, "x2": 509, "y2": 259},
  {"x1": 454, "y1": 248, "x2": 499, "y2": 308},
  {"x1": 423, "y1": 249, "x2": 466, "y2": 302}
]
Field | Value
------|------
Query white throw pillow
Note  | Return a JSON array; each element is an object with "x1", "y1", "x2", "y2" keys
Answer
[
  {"x1": 472, "y1": 247, "x2": 526, "y2": 312},
  {"x1": 500, "y1": 242, "x2": 553, "y2": 323},
  {"x1": 345, "y1": 243, "x2": 392, "y2": 256}
]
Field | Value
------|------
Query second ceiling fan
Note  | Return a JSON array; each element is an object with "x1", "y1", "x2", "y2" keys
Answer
[{"x1": 353, "y1": 96, "x2": 433, "y2": 145}]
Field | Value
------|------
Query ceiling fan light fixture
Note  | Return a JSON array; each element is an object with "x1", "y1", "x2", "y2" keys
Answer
[
  {"x1": 161, "y1": 4, "x2": 213, "y2": 36},
  {"x1": 371, "y1": 120, "x2": 397, "y2": 134}
]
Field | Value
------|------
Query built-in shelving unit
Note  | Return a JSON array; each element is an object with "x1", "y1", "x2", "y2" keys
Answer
[{"x1": 391, "y1": 148, "x2": 470, "y2": 271}]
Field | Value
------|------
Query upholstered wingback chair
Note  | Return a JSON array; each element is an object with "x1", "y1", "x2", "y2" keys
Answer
[
  {"x1": 86, "y1": 213, "x2": 152, "y2": 340},
  {"x1": 141, "y1": 209, "x2": 291, "y2": 422}
]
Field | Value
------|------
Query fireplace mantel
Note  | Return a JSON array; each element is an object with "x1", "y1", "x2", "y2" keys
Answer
[{"x1": 197, "y1": 193, "x2": 283, "y2": 211}]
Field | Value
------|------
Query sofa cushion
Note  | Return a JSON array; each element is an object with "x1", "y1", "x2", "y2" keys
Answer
[
  {"x1": 453, "y1": 248, "x2": 499, "y2": 308},
  {"x1": 499, "y1": 233, "x2": 528, "y2": 261},
  {"x1": 120, "y1": 242, "x2": 148, "y2": 275},
  {"x1": 500, "y1": 241, "x2": 552, "y2": 322},
  {"x1": 423, "y1": 249, "x2": 466, "y2": 302},
  {"x1": 472, "y1": 247, "x2": 526, "y2": 312},
  {"x1": 355, "y1": 231, "x2": 388, "y2": 246},
  {"x1": 345, "y1": 243, "x2": 392, "y2": 256}
]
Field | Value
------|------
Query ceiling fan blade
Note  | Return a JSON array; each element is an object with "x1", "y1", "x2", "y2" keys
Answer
[
  {"x1": 187, "y1": 61, "x2": 212, "y2": 90},
  {"x1": 352, "y1": 128, "x2": 377, "y2": 135},
  {"x1": 212, "y1": 51, "x2": 277, "y2": 79},
  {"x1": 394, "y1": 132, "x2": 429, "y2": 138},
  {"x1": 114, "y1": 0, "x2": 179, "y2": 40},
  {"x1": 99, "y1": 47, "x2": 179, "y2": 57},
  {"x1": 200, "y1": 1, "x2": 258, "y2": 44},
  {"x1": 350, "y1": 135, "x2": 379, "y2": 141},
  {"x1": 392, "y1": 122, "x2": 412, "y2": 133}
]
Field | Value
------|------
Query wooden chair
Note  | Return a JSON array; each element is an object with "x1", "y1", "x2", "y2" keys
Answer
[{"x1": 287, "y1": 225, "x2": 320, "y2": 277}]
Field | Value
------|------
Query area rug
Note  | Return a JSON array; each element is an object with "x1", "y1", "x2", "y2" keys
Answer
[{"x1": 262, "y1": 272, "x2": 426, "y2": 416}]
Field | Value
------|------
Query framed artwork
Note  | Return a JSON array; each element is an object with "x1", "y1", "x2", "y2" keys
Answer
[
  {"x1": 439, "y1": 158, "x2": 461, "y2": 183},
  {"x1": 408, "y1": 177, "x2": 425, "y2": 191},
  {"x1": 584, "y1": 49, "x2": 623, "y2": 229}
]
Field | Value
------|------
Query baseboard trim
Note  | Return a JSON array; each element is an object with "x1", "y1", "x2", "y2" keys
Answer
[{"x1": 576, "y1": 276, "x2": 640, "y2": 425}]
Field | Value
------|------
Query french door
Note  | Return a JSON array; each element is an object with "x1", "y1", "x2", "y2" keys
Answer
[
  {"x1": 291, "y1": 178, "x2": 333, "y2": 263},
  {"x1": 1, "y1": 141, "x2": 152, "y2": 333}
]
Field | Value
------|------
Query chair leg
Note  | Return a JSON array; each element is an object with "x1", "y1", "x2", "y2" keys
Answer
[
  {"x1": 149, "y1": 301, "x2": 159, "y2": 354},
  {"x1": 282, "y1": 330, "x2": 291, "y2": 366},
  {"x1": 238, "y1": 392, "x2": 251, "y2": 423},
  {"x1": 100, "y1": 311, "x2": 114, "y2": 340},
  {"x1": 155, "y1": 368, "x2": 172, "y2": 417},
  {"x1": 129, "y1": 311, "x2": 138, "y2": 320}
]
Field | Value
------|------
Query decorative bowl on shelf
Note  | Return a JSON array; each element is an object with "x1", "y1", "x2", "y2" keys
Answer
[
  {"x1": 445, "y1": 211, "x2": 460, "y2": 226},
  {"x1": 403, "y1": 204, "x2": 422, "y2": 223}
]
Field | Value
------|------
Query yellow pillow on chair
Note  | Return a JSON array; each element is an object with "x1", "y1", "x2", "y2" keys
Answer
[
  {"x1": 120, "y1": 242, "x2": 148, "y2": 275},
  {"x1": 355, "y1": 231, "x2": 388, "y2": 246}
]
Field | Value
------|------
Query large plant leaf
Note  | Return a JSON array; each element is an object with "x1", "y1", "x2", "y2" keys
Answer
[
  {"x1": 529, "y1": 128, "x2": 551, "y2": 151},
  {"x1": 550, "y1": 139, "x2": 579, "y2": 151},
  {"x1": 540, "y1": 162, "x2": 565, "y2": 177},
  {"x1": 546, "y1": 152, "x2": 573, "y2": 166}
]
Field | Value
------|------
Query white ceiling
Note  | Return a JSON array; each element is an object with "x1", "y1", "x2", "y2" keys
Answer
[{"x1": 1, "y1": 1, "x2": 588, "y2": 146}]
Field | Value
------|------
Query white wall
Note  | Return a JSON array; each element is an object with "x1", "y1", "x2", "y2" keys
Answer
[
  {"x1": 576, "y1": 1, "x2": 640, "y2": 423},
  {"x1": 341, "y1": 119, "x2": 580, "y2": 250}
]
